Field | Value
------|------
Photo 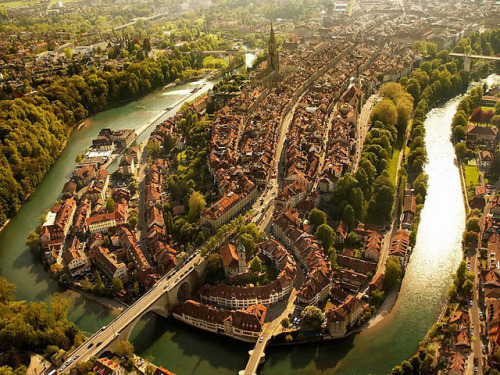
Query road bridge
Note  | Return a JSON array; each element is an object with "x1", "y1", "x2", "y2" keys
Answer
[
  {"x1": 449, "y1": 52, "x2": 500, "y2": 72},
  {"x1": 188, "y1": 49, "x2": 261, "y2": 55},
  {"x1": 60, "y1": 254, "x2": 206, "y2": 373}
]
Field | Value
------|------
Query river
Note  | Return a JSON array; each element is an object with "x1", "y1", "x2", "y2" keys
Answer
[{"x1": 0, "y1": 67, "x2": 495, "y2": 374}]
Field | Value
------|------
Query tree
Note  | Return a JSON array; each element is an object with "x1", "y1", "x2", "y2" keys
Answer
[
  {"x1": 463, "y1": 231, "x2": 479, "y2": 249},
  {"x1": 466, "y1": 217, "x2": 480, "y2": 232},
  {"x1": 285, "y1": 334, "x2": 293, "y2": 343},
  {"x1": 112, "y1": 278, "x2": 124, "y2": 294},
  {"x1": 315, "y1": 224, "x2": 336, "y2": 252},
  {"x1": 50, "y1": 294, "x2": 70, "y2": 321},
  {"x1": 63, "y1": 47, "x2": 73, "y2": 59},
  {"x1": 308, "y1": 208, "x2": 326, "y2": 228},
  {"x1": 249, "y1": 256, "x2": 262, "y2": 273},
  {"x1": 342, "y1": 204, "x2": 356, "y2": 231},
  {"x1": 187, "y1": 191, "x2": 206, "y2": 222},
  {"x1": 384, "y1": 257, "x2": 402, "y2": 291},
  {"x1": 81, "y1": 276, "x2": 92, "y2": 292},
  {"x1": 206, "y1": 253, "x2": 224, "y2": 282},
  {"x1": 419, "y1": 354, "x2": 433, "y2": 373},
  {"x1": 281, "y1": 317, "x2": 290, "y2": 328},
  {"x1": 455, "y1": 142, "x2": 468, "y2": 160},
  {"x1": 371, "y1": 99, "x2": 398, "y2": 127},
  {"x1": 116, "y1": 340, "x2": 134, "y2": 358},
  {"x1": 128, "y1": 215, "x2": 139, "y2": 229},
  {"x1": 106, "y1": 197, "x2": 115, "y2": 213},
  {"x1": 300, "y1": 306, "x2": 324, "y2": 330},
  {"x1": 26, "y1": 232, "x2": 40, "y2": 250},
  {"x1": 345, "y1": 232, "x2": 360, "y2": 248},
  {"x1": 369, "y1": 290, "x2": 385, "y2": 307},
  {"x1": 239, "y1": 233, "x2": 255, "y2": 256},
  {"x1": 470, "y1": 107, "x2": 484, "y2": 123}
]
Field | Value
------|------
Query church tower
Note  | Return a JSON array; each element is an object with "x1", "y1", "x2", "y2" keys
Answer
[
  {"x1": 237, "y1": 239, "x2": 247, "y2": 274},
  {"x1": 267, "y1": 22, "x2": 280, "y2": 73}
]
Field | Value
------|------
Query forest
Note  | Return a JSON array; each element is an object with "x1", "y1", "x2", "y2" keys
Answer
[{"x1": 0, "y1": 278, "x2": 84, "y2": 375}]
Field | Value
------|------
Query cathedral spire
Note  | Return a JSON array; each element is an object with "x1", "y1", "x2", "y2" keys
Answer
[{"x1": 267, "y1": 22, "x2": 279, "y2": 72}]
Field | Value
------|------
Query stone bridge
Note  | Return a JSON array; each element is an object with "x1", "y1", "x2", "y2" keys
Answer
[{"x1": 61, "y1": 254, "x2": 206, "y2": 372}]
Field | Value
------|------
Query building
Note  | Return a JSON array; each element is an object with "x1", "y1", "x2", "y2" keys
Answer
[
  {"x1": 62, "y1": 237, "x2": 90, "y2": 276},
  {"x1": 93, "y1": 357, "x2": 123, "y2": 375},
  {"x1": 200, "y1": 186, "x2": 259, "y2": 233},
  {"x1": 93, "y1": 247, "x2": 128, "y2": 282},
  {"x1": 172, "y1": 300, "x2": 266, "y2": 342},
  {"x1": 40, "y1": 199, "x2": 77, "y2": 245},
  {"x1": 119, "y1": 155, "x2": 136, "y2": 177},
  {"x1": 86, "y1": 213, "x2": 117, "y2": 234},
  {"x1": 389, "y1": 230, "x2": 411, "y2": 267},
  {"x1": 325, "y1": 295, "x2": 365, "y2": 337},
  {"x1": 401, "y1": 190, "x2": 417, "y2": 230}
]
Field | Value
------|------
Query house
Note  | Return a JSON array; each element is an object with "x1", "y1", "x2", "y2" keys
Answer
[
  {"x1": 325, "y1": 295, "x2": 365, "y2": 337},
  {"x1": 40, "y1": 199, "x2": 77, "y2": 245},
  {"x1": 93, "y1": 247, "x2": 128, "y2": 282},
  {"x1": 479, "y1": 150, "x2": 494, "y2": 170},
  {"x1": 364, "y1": 231, "x2": 383, "y2": 262},
  {"x1": 220, "y1": 242, "x2": 246, "y2": 277},
  {"x1": 62, "y1": 237, "x2": 90, "y2": 276},
  {"x1": 93, "y1": 357, "x2": 123, "y2": 375},
  {"x1": 467, "y1": 125, "x2": 498, "y2": 150},
  {"x1": 389, "y1": 230, "x2": 411, "y2": 267},
  {"x1": 401, "y1": 191, "x2": 417, "y2": 230},
  {"x1": 448, "y1": 352, "x2": 465, "y2": 375},
  {"x1": 119, "y1": 155, "x2": 136, "y2": 177}
]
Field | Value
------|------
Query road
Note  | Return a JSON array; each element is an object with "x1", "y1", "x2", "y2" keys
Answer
[{"x1": 243, "y1": 290, "x2": 297, "y2": 375}]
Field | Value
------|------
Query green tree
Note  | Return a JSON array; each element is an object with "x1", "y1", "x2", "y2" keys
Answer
[
  {"x1": 249, "y1": 256, "x2": 262, "y2": 273},
  {"x1": 308, "y1": 208, "x2": 327, "y2": 228},
  {"x1": 26, "y1": 232, "x2": 40, "y2": 250},
  {"x1": 239, "y1": 233, "x2": 256, "y2": 256},
  {"x1": 206, "y1": 253, "x2": 225, "y2": 283},
  {"x1": 315, "y1": 224, "x2": 336, "y2": 252},
  {"x1": 300, "y1": 306, "x2": 325, "y2": 330},
  {"x1": 116, "y1": 340, "x2": 134, "y2": 358},
  {"x1": 384, "y1": 257, "x2": 402, "y2": 291},
  {"x1": 371, "y1": 99, "x2": 398, "y2": 127},
  {"x1": 128, "y1": 215, "x2": 139, "y2": 229},
  {"x1": 112, "y1": 278, "x2": 124, "y2": 294},
  {"x1": 463, "y1": 231, "x2": 479, "y2": 249},
  {"x1": 187, "y1": 191, "x2": 206, "y2": 222},
  {"x1": 106, "y1": 197, "x2": 115, "y2": 213},
  {"x1": 342, "y1": 204, "x2": 356, "y2": 231},
  {"x1": 466, "y1": 217, "x2": 480, "y2": 232},
  {"x1": 281, "y1": 317, "x2": 290, "y2": 328},
  {"x1": 81, "y1": 276, "x2": 92, "y2": 292}
]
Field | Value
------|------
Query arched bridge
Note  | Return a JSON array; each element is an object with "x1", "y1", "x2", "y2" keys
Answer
[
  {"x1": 61, "y1": 253, "x2": 206, "y2": 372},
  {"x1": 449, "y1": 52, "x2": 500, "y2": 72},
  {"x1": 188, "y1": 49, "x2": 262, "y2": 55}
]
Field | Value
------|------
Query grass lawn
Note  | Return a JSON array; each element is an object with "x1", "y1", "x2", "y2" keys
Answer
[
  {"x1": 481, "y1": 106, "x2": 496, "y2": 112},
  {"x1": 203, "y1": 56, "x2": 229, "y2": 69},
  {"x1": 464, "y1": 164, "x2": 480, "y2": 202},
  {"x1": 388, "y1": 148, "x2": 401, "y2": 184}
]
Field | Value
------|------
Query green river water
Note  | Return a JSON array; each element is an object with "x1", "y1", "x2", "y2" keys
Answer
[{"x1": 1, "y1": 72, "x2": 497, "y2": 375}]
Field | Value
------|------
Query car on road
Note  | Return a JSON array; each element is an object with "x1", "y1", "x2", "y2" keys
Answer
[
  {"x1": 470, "y1": 299, "x2": 473, "y2": 307},
  {"x1": 259, "y1": 337, "x2": 263, "y2": 343},
  {"x1": 61, "y1": 365, "x2": 67, "y2": 371},
  {"x1": 74, "y1": 355, "x2": 79, "y2": 360}
]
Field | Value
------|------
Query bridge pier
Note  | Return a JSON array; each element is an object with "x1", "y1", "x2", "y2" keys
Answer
[{"x1": 464, "y1": 56, "x2": 471, "y2": 72}]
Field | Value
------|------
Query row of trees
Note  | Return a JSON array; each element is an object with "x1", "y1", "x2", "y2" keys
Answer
[{"x1": 329, "y1": 82, "x2": 413, "y2": 226}]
